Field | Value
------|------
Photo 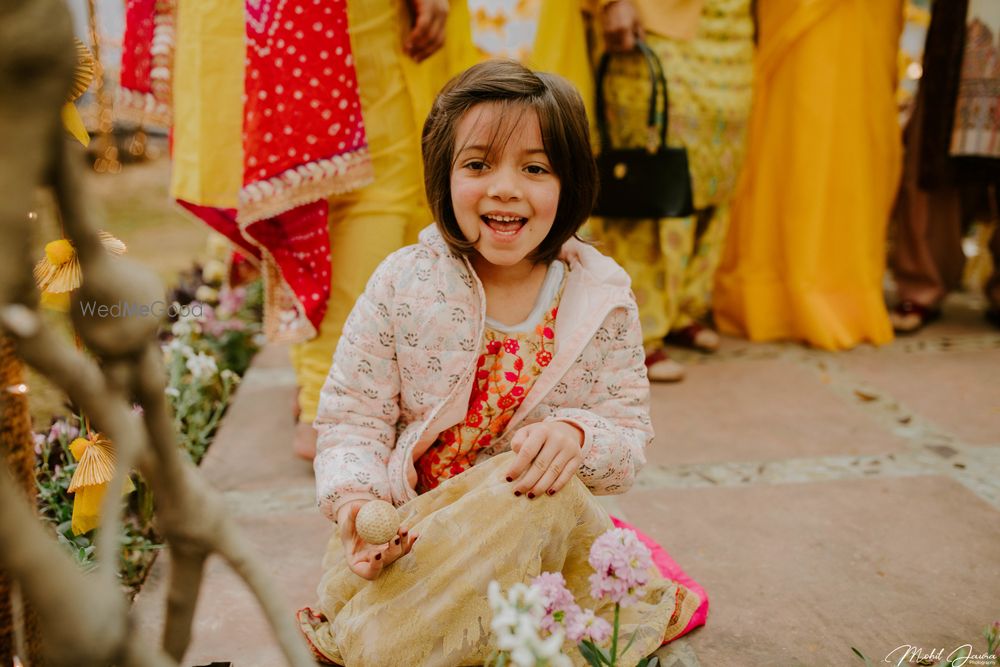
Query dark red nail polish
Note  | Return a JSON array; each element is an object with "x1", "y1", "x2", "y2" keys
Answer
[
  {"x1": 527, "y1": 493, "x2": 535, "y2": 499},
  {"x1": 505, "y1": 476, "x2": 513, "y2": 482},
  {"x1": 394, "y1": 537, "x2": 400, "y2": 545},
  {"x1": 546, "y1": 489, "x2": 555, "y2": 496},
  {"x1": 514, "y1": 491, "x2": 522, "y2": 497},
  {"x1": 375, "y1": 553, "x2": 381, "y2": 561}
]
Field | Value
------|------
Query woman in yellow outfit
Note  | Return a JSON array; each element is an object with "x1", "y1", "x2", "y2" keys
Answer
[
  {"x1": 171, "y1": 0, "x2": 475, "y2": 459},
  {"x1": 586, "y1": 0, "x2": 755, "y2": 381},
  {"x1": 467, "y1": 0, "x2": 595, "y2": 122},
  {"x1": 712, "y1": 0, "x2": 904, "y2": 350}
]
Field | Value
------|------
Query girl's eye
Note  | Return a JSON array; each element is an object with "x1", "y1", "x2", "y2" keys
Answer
[
  {"x1": 465, "y1": 160, "x2": 487, "y2": 171},
  {"x1": 525, "y1": 164, "x2": 550, "y2": 175}
]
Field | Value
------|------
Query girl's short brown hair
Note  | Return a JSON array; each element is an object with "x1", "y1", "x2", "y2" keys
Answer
[{"x1": 422, "y1": 60, "x2": 597, "y2": 265}]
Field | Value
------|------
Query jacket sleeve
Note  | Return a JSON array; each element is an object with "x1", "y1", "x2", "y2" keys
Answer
[
  {"x1": 313, "y1": 255, "x2": 402, "y2": 522},
  {"x1": 549, "y1": 303, "x2": 652, "y2": 495}
]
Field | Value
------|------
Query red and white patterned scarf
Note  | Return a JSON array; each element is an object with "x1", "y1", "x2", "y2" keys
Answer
[
  {"x1": 175, "y1": 0, "x2": 373, "y2": 342},
  {"x1": 236, "y1": 0, "x2": 373, "y2": 341},
  {"x1": 118, "y1": 0, "x2": 174, "y2": 127}
]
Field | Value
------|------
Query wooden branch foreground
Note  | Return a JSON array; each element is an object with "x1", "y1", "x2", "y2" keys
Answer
[{"x1": 0, "y1": 0, "x2": 315, "y2": 664}]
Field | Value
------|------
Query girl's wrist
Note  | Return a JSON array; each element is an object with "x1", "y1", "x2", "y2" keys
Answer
[{"x1": 553, "y1": 420, "x2": 585, "y2": 448}]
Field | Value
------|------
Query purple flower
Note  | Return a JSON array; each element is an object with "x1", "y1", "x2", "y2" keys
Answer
[{"x1": 587, "y1": 527, "x2": 654, "y2": 607}]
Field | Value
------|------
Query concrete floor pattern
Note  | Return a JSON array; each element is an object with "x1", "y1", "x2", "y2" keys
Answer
[{"x1": 134, "y1": 298, "x2": 1000, "y2": 667}]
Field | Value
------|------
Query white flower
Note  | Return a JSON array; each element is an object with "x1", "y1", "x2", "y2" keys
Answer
[
  {"x1": 171, "y1": 311, "x2": 202, "y2": 337},
  {"x1": 164, "y1": 386, "x2": 180, "y2": 398},
  {"x1": 195, "y1": 285, "x2": 219, "y2": 304},
  {"x1": 488, "y1": 581, "x2": 571, "y2": 667},
  {"x1": 185, "y1": 351, "x2": 218, "y2": 380},
  {"x1": 202, "y1": 259, "x2": 227, "y2": 285}
]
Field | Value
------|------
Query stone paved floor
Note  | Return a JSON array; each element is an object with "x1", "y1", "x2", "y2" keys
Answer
[{"x1": 133, "y1": 294, "x2": 1000, "y2": 666}]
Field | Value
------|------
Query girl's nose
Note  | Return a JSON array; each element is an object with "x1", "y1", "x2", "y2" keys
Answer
[{"x1": 486, "y1": 169, "x2": 521, "y2": 200}]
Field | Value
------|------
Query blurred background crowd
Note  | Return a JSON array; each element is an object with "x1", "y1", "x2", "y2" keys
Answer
[{"x1": 61, "y1": 0, "x2": 998, "y2": 458}]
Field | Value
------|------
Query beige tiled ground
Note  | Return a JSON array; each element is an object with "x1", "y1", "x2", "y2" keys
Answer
[
  {"x1": 133, "y1": 298, "x2": 1000, "y2": 667},
  {"x1": 621, "y1": 477, "x2": 1000, "y2": 667}
]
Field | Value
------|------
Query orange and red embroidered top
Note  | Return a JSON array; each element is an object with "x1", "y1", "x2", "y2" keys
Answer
[{"x1": 416, "y1": 264, "x2": 566, "y2": 492}]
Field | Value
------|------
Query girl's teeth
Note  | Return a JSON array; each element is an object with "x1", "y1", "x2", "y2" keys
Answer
[{"x1": 484, "y1": 216, "x2": 524, "y2": 235}]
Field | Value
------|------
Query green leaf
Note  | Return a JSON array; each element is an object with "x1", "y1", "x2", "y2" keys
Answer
[
  {"x1": 638, "y1": 657, "x2": 659, "y2": 667},
  {"x1": 621, "y1": 630, "x2": 639, "y2": 658},
  {"x1": 851, "y1": 647, "x2": 875, "y2": 667},
  {"x1": 578, "y1": 641, "x2": 609, "y2": 667}
]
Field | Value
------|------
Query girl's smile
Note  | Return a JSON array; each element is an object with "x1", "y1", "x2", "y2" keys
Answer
[{"x1": 450, "y1": 103, "x2": 560, "y2": 279}]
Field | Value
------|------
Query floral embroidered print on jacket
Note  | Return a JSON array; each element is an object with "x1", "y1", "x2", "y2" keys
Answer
[
  {"x1": 416, "y1": 279, "x2": 563, "y2": 492},
  {"x1": 313, "y1": 226, "x2": 653, "y2": 522}
]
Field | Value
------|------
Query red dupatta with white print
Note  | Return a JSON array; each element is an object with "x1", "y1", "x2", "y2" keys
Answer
[
  {"x1": 118, "y1": 0, "x2": 174, "y2": 127},
  {"x1": 180, "y1": 0, "x2": 373, "y2": 342}
]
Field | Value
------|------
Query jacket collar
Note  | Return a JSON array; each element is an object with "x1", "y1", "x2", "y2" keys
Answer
[{"x1": 417, "y1": 224, "x2": 632, "y2": 302}]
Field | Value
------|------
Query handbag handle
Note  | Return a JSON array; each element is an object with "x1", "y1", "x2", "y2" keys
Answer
[{"x1": 595, "y1": 41, "x2": 670, "y2": 154}]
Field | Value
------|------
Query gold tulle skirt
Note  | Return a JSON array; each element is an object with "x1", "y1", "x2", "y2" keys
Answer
[{"x1": 299, "y1": 453, "x2": 700, "y2": 666}]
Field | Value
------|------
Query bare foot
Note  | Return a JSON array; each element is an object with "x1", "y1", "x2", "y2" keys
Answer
[{"x1": 294, "y1": 420, "x2": 317, "y2": 461}]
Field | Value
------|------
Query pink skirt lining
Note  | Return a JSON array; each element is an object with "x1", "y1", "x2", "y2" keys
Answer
[{"x1": 611, "y1": 516, "x2": 709, "y2": 642}]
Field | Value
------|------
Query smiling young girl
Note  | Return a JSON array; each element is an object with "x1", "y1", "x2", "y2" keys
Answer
[{"x1": 298, "y1": 60, "x2": 703, "y2": 665}]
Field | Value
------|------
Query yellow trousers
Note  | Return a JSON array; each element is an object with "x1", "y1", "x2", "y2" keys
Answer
[
  {"x1": 290, "y1": 0, "x2": 433, "y2": 423},
  {"x1": 290, "y1": 0, "x2": 475, "y2": 421}
]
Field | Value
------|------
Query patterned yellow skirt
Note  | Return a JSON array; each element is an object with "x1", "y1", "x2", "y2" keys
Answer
[
  {"x1": 587, "y1": 0, "x2": 753, "y2": 342},
  {"x1": 299, "y1": 453, "x2": 701, "y2": 666}
]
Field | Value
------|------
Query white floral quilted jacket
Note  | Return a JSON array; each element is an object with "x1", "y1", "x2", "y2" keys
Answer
[{"x1": 313, "y1": 226, "x2": 653, "y2": 521}]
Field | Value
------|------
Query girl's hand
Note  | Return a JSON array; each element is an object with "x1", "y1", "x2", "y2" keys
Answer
[
  {"x1": 337, "y1": 501, "x2": 418, "y2": 581},
  {"x1": 505, "y1": 421, "x2": 585, "y2": 498}
]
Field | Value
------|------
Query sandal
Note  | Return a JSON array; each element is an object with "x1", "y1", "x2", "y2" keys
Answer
[
  {"x1": 645, "y1": 348, "x2": 685, "y2": 383},
  {"x1": 666, "y1": 323, "x2": 720, "y2": 353},
  {"x1": 889, "y1": 301, "x2": 941, "y2": 334}
]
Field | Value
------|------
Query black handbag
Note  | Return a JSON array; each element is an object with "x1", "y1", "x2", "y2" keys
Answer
[{"x1": 593, "y1": 42, "x2": 694, "y2": 219}]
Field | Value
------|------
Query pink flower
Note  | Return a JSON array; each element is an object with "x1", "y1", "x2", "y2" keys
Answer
[
  {"x1": 503, "y1": 339, "x2": 519, "y2": 354},
  {"x1": 587, "y1": 527, "x2": 654, "y2": 607},
  {"x1": 531, "y1": 573, "x2": 580, "y2": 635},
  {"x1": 47, "y1": 420, "x2": 79, "y2": 445},
  {"x1": 530, "y1": 573, "x2": 615, "y2": 645},
  {"x1": 217, "y1": 286, "x2": 246, "y2": 315},
  {"x1": 567, "y1": 609, "x2": 612, "y2": 644}
]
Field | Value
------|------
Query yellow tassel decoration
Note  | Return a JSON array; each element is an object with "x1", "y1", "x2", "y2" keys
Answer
[
  {"x1": 68, "y1": 39, "x2": 96, "y2": 103},
  {"x1": 40, "y1": 291, "x2": 71, "y2": 312},
  {"x1": 33, "y1": 231, "x2": 127, "y2": 295},
  {"x1": 67, "y1": 434, "x2": 135, "y2": 535},
  {"x1": 45, "y1": 239, "x2": 75, "y2": 265},
  {"x1": 63, "y1": 39, "x2": 96, "y2": 147}
]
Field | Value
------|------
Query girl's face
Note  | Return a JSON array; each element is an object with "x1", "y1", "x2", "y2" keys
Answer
[{"x1": 450, "y1": 103, "x2": 560, "y2": 274}]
